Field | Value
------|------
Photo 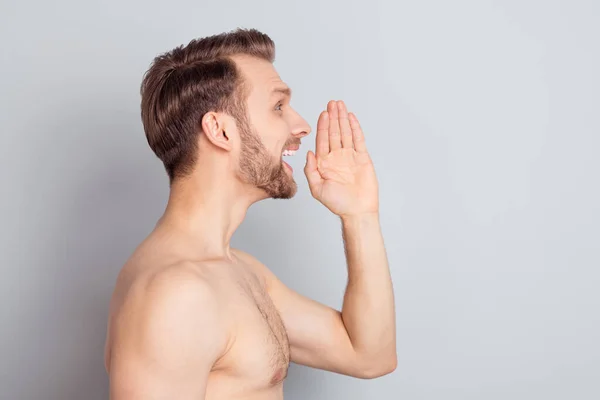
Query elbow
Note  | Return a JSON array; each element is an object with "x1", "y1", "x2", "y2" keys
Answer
[{"x1": 355, "y1": 352, "x2": 397, "y2": 379}]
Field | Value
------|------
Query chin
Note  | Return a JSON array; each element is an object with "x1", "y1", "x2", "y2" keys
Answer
[
  {"x1": 270, "y1": 180, "x2": 297, "y2": 199},
  {"x1": 271, "y1": 170, "x2": 298, "y2": 199},
  {"x1": 243, "y1": 158, "x2": 298, "y2": 200}
]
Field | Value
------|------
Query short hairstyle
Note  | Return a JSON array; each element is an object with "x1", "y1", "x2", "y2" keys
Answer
[{"x1": 140, "y1": 28, "x2": 275, "y2": 183}]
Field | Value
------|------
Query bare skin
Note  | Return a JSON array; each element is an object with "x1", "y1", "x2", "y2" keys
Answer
[{"x1": 105, "y1": 54, "x2": 396, "y2": 399}]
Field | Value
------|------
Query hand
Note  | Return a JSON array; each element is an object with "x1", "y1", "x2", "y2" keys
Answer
[{"x1": 304, "y1": 100, "x2": 379, "y2": 218}]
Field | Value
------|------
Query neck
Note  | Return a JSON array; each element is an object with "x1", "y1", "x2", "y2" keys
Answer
[{"x1": 155, "y1": 167, "x2": 265, "y2": 261}]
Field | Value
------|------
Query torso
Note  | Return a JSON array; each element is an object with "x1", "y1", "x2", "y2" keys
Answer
[{"x1": 104, "y1": 233, "x2": 290, "y2": 400}]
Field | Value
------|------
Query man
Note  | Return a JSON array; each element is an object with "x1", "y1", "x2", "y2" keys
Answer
[{"x1": 104, "y1": 28, "x2": 396, "y2": 399}]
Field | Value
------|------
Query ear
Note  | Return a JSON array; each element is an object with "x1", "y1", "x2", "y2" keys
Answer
[{"x1": 201, "y1": 111, "x2": 234, "y2": 152}]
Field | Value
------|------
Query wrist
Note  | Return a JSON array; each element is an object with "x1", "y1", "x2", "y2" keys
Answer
[{"x1": 340, "y1": 211, "x2": 380, "y2": 225}]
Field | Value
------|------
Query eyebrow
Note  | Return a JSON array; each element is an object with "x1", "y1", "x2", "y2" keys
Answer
[{"x1": 271, "y1": 86, "x2": 292, "y2": 99}]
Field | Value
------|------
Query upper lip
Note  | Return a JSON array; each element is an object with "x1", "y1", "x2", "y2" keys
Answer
[{"x1": 284, "y1": 142, "x2": 301, "y2": 151}]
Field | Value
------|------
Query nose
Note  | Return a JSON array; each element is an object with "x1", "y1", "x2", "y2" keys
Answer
[{"x1": 291, "y1": 113, "x2": 311, "y2": 139}]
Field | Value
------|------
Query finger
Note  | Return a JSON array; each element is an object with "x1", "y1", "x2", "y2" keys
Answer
[
  {"x1": 328, "y1": 100, "x2": 342, "y2": 151},
  {"x1": 304, "y1": 151, "x2": 323, "y2": 195},
  {"x1": 337, "y1": 101, "x2": 353, "y2": 149},
  {"x1": 349, "y1": 113, "x2": 367, "y2": 153},
  {"x1": 315, "y1": 111, "x2": 329, "y2": 158}
]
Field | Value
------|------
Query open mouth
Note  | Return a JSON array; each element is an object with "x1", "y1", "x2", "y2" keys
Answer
[{"x1": 282, "y1": 144, "x2": 300, "y2": 171}]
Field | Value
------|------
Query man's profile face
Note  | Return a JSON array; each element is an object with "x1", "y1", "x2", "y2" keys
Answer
[{"x1": 231, "y1": 55, "x2": 311, "y2": 199}]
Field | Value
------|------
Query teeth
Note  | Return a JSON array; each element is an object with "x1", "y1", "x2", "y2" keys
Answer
[{"x1": 282, "y1": 150, "x2": 296, "y2": 156}]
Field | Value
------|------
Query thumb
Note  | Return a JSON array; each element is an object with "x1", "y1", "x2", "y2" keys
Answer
[{"x1": 304, "y1": 151, "x2": 322, "y2": 190}]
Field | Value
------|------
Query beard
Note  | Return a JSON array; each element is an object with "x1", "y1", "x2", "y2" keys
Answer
[{"x1": 235, "y1": 115, "x2": 297, "y2": 199}]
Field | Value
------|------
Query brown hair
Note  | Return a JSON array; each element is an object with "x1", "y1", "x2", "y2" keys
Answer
[{"x1": 140, "y1": 28, "x2": 275, "y2": 183}]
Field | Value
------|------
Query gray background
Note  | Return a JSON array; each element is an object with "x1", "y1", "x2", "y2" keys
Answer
[{"x1": 1, "y1": 0, "x2": 599, "y2": 399}]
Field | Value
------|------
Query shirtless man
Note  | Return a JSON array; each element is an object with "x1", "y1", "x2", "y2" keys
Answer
[{"x1": 104, "y1": 28, "x2": 396, "y2": 399}]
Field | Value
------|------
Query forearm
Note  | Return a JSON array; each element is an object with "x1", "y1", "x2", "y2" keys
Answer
[{"x1": 340, "y1": 212, "x2": 396, "y2": 367}]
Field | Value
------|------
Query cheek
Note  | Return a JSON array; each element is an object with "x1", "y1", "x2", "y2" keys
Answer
[{"x1": 265, "y1": 122, "x2": 289, "y2": 154}]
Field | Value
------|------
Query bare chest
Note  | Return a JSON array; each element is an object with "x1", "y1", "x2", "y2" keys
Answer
[{"x1": 224, "y1": 275, "x2": 290, "y2": 387}]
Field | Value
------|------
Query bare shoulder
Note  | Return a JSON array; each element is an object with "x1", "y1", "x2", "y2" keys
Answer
[
  {"x1": 142, "y1": 262, "x2": 226, "y2": 317},
  {"x1": 116, "y1": 261, "x2": 231, "y2": 345},
  {"x1": 232, "y1": 248, "x2": 262, "y2": 267},
  {"x1": 232, "y1": 249, "x2": 267, "y2": 274},
  {"x1": 231, "y1": 249, "x2": 280, "y2": 289},
  {"x1": 144, "y1": 261, "x2": 222, "y2": 295},
  {"x1": 108, "y1": 262, "x2": 231, "y2": 397}
]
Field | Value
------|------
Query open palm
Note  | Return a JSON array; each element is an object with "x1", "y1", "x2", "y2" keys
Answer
[{"x1": 304, "y1": 101, "x2": 379, "y2": 217}]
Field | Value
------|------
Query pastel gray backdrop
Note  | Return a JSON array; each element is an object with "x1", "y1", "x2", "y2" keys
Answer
[{"x1": 1, "y1": 0, "x2": 598, "y2": 399}]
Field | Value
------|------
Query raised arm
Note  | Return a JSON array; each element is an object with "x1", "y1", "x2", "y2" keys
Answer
[
  {"x1": 338, "y1": 212, "x2": 395, "y2": 373},
  {"x1": 255, "y1": 100, "x2": 396, "y2": 378},
  {"x1": 108, "y1": 266, "x2": 228, "y2": 399}
]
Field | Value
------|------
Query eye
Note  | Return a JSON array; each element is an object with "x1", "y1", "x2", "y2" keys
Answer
[{"x1": 274, "y1": 101, "x2": 283, "y2": 112}]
